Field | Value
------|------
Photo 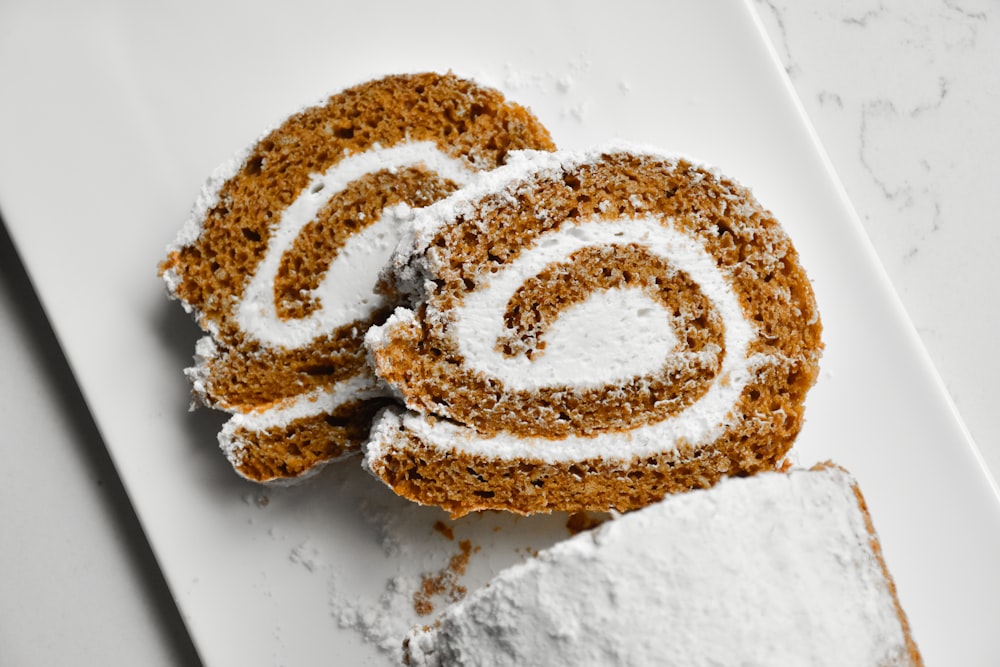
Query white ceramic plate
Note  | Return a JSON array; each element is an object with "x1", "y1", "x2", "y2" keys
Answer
[{"x1": 1, "y1": 1, "x2": 998, "y2": 664}]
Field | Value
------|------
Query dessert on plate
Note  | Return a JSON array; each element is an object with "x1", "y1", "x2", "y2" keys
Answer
[
  {"x1": 159, "y1": 72, "x2": 555, "y2": 482},
  {"x1": 159, "y1": 69, "x2": 920, "y2": 665}
]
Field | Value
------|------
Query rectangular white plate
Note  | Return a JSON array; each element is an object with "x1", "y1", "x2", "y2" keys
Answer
[{"x1": 2, "y1": 1, "x2": 998, "y2": 664}]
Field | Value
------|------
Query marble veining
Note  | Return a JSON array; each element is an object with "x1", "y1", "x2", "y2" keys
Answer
[{"x1": 754, "y1": 0, "x2": 1000, "y2": 482}]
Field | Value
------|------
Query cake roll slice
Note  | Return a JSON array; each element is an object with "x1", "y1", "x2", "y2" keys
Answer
[
  {"x1": 403, "y1": 465, "x2": 923, "y2": 667},
  {"x1": 159, "y1": 72, "x2": 555, "y2": 482},
  {"x1": 365, "y1": 146, "x2": 823, "y2": 515}
]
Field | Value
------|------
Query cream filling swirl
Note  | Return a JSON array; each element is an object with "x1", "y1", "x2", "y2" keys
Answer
[
  {"x1": 378, "y1": 214, "x2": 764, "y2": 462},
  {"x1": 236, "y1": 141, "x2": 476, "y2": 349}
]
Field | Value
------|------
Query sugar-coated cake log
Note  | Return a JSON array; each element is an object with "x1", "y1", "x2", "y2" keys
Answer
[
  {"x1": 159, "y1": 72, "x2": 555, "y2": 483},
  {"x1": 403, "y1": 465, "x2": 922, "y2": 667},
  {"x1": 364, "y1": 146, "x2": 823, "y2": 515}
]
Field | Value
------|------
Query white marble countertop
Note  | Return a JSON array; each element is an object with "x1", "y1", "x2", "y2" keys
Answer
[
  {"x1": 756, "y1": 0, "x2": 1000, "y2": 483},
  {"x1": 1, "y1": 1, "x2": 997, "y2": 664}
]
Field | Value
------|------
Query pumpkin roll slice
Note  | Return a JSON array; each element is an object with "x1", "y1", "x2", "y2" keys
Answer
[
  {"x1": 159, "y1": 72, "x2": 555, "y2": 482},
  {"x1": 365, "y1": 146, "x2": 822, "y2": 515}
]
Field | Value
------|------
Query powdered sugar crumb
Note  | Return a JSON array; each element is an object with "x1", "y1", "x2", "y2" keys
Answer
[
  {"x1": 328, "y1": 570, "x2": 435, "y2": 661},
  {"x1": 357, "y1": 498, "x2": 407, "y2": 558},
  {"x1": 500, "y1": 60, "x2": 590, "y2": 93},
  {"x1": 289, "y1": 540, "x2": 321, "y2": 572},
  {"x1": 242, "y1": 491, "x2": 270, "y2": 508},
  {"x1": 561, "y1": 100, "x2": 590, "y2": 123}
]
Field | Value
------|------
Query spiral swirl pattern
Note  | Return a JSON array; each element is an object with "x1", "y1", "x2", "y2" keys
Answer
[{"x1": 365, "y1": 147, "x2": 823, "y2": 515}]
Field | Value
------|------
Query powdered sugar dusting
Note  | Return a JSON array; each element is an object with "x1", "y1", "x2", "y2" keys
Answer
[
  {"x1": 404, "y1": 468, "x2": 915, "y2": 667},
  {"x1": 337, "y1": 475, "x2": 577, "y2": 663},
  {"x1": 500, "y1": 58, "x2": 591, "y2": 93},
  {"x1": 289, "y1": 540, "x2": 321, "y2": 572},
  {"x1": 328, "y1": 572, "x2": 424, "y2": 659}
]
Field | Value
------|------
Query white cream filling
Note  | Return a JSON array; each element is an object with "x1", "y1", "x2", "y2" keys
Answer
[
  {"x1": 219, "y1": 371, "x2": 387, "y2": 483},
  {"x1": 236, "y1": 141, "x2": 476, "y2": 349},
  {"x1": 453, "y1": 215, "x2": 743, "y2": 390},
  {"x1": 221, "y1": 371, "x2": 384, "y2": 436},
  {"x1": 370, "y1": 214, "x2": 763, "y2": 463},
  {"x1": 497, "y1": 287, "x2": 679, "y2": 387}
]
